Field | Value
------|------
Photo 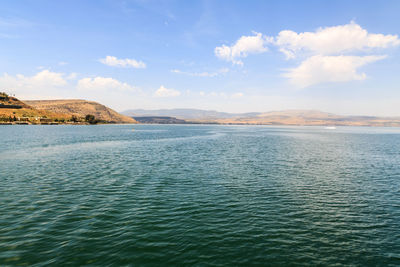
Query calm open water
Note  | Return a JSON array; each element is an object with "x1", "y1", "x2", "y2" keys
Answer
[{"x1": 0, "y1": 125, "x2": 399, "y2": 266}]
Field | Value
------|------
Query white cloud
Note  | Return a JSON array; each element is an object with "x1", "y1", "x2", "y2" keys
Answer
[
  {"x1": 27, "y1": 70, "x2": 67, "y2": 86},
  {"x1": 77, "y1": 76, "x2": 137, "y2": 92},
  {"x1": 0, "y1": 70, "x2": 140, "y2": 101},
  {"x1": 277, "y1": 23, "x2": 398, "y2": 87},
  {"x1": 231, "y1": 92, "x2": 244, "y2": 98},
  {"x1": 171, "y1": 68, "x2": 229, "y2": 77},
  {"x1": 215, "y1": 32, "x2": 272, "y2": 65},
  {"x1": 0, "y1": 70, "x2": 67, "y2": 89},
  {"x1": 154, "y1": 85, "x2": 181, "y2": 97},
  {"x1": 214, "y1": 23, "x2": 398, "y2": 87},
  {"x1": 99, "y1": 55, "x2": 146, "y2": 68},
  {"x1": 0, "y1": 70, "x2": 68, "y2": 98},
  {"x1": 205, "y1": 92, "x2": 228, "y2": 98},
  {"x1": 284, "y1": 55, "x2": 386, "y2": 88},
  {"x1": 276, "y1": 22, "x2": 400, "y2": 58}
]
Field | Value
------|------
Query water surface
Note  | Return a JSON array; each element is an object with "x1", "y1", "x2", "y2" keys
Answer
[{"x1": 0, "y1": 125, "x2": 399, "y2": 266}]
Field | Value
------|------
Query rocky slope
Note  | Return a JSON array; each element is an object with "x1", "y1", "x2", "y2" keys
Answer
[
  {"x1": 0, "y1": 93, "x2": 71, "y2": 123},
  {"x1": 25, "y1": 99, "x2": 136, "y2": 123}
]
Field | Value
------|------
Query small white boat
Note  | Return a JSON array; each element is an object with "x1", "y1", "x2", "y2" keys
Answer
[{"x1": 325, "y1": 126, "x2": 336, "y2": 130}]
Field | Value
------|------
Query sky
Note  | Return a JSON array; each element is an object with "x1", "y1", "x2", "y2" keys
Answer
[{"x1": 0, "y1": 0, "x2": 400, "y2": 116}]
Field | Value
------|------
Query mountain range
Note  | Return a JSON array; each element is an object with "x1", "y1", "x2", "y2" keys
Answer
[
  {"x1": 123, "y1": 109, "x2": 400, "y2": 126},
  {"x1": 2, "y1": 94, "x2": 400, "y2": 126},
  {"x1": 123, "y1": 108, "x2": 260, "y2": 119}
]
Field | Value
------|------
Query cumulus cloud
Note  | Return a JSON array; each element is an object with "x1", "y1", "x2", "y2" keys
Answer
[
  {"x1": 277, "y1": 23, "x2": 399, "y2": 87},
  {"x1": 26, "y1": 70, "x2": 67, "y2": 86},
  {"x1": 171, "y1": 68, "x2": 229, "y2": 77},
  {"x1": 0, "y1": 70, "x2": 67, "y2": 95},
  {"x1": 276, "y1": 23, "x2": 399, "y2": 87},
  {"x1": 276, "y1": 22, "x2": 400, "y2": 58},
  {"x1": 214, "y1": 23, "x2": 398, "y2": 87},
  {"x1": 215, "y1": 32, "x2": 272, "y2": 65},
  {"x1": 77, "y1": 76, "x2": 137, "y2": 92},
  {"x1": 154, "y1": 85, "x2": 181, "y2": 97},
  {"x1": 284, "y1": 55, "x2": 386, "y2": 88},
  {"x1": 99, "y1": 55, "x2": 146, "y2": 68}
]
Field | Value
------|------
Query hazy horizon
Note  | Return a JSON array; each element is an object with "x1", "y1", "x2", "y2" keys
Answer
[
  {"x1": 1, "y1": 0, "x2": 400, "y2": 116},
  {"x1": 19, "y1": 98, "x2": 400, "y2": 117}
]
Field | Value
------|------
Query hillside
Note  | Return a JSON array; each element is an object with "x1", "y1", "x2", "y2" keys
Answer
[
  {"x1": 0, "y1": 93, "x2": 71, "y2": 124},
  {"x1": 25, "y1": 99, "x2": 136, "y2": 123}
]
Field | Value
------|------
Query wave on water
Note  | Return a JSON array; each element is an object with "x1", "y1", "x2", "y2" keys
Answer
[
  {"x1": 0, "y1": 131, "x2": 225, "y2": 160},
  {"x1": 1, "y1": 125, "x2": 399, "y2": 266}
]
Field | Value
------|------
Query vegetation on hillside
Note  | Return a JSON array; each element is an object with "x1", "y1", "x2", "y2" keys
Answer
[
  {"x1": 25, "y1": 100, "x2": 137, "y2": 123},
  {"x1": 0, "y1": 92, "x2": 135, "y2": 125},
  {"x1": 85, "y1": 114, "x2": 106, "y2": 124}
]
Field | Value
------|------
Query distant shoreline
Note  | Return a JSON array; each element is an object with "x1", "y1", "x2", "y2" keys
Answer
[
  {"x1": 0, "y1": 122, "x2": 133, "y2": 125},
  {"x1": 2, "y1": 94, "x2": 400, "y2": 127},
  {"x1": 130, "y1": 115, "x2": 400, "y2": 127},
  {"x1": 2, "y1": 122, "x2": 400, "y2": 127}
]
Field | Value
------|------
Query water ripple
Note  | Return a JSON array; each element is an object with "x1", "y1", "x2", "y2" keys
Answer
[{"x1": 0, "y1": 125, "x2": 399, "y2": 266}]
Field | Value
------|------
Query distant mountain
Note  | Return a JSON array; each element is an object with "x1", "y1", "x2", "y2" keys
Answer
[
  {"x1": 25, "y1": 100, "x2": 136, "y2": 123},
  {"x1": 122, "y1": 108, "x2": 260, "y2": 120},
  {"x1": 122, "y1": 108, "x2": 400, "y2": 126}
]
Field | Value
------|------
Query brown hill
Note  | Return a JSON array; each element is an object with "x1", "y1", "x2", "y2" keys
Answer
[
  {"x1": 25, "y1": 99, "x2": 136, "y2": 123},
  {"x1": 0, "y1": 93, "x2": 71, "y2": 123}
]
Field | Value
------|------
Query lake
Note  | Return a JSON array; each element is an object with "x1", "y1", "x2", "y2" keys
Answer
[{"x1": 0, "y1": 125, "x2": 399, "y2": 266}]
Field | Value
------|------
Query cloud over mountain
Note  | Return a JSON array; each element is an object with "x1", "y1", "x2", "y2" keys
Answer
[
  {"x1": 0, "y1": 70, "x2": 68, "y2": 98},
  {"x1": 154, "y1": 85, "x2": 181, "y2": 97},
  {"x1": 284, "y1": 55, "x2": 386, "y2": 88}
]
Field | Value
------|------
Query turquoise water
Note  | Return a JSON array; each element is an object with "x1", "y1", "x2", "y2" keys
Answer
[{"x1": 0, "y1": 124, "x2": 399, "y2": 266}]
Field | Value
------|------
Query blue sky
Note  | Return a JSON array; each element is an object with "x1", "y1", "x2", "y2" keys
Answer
[{"x1": 0, "y1": 0, "x2": 400, "y2": 115}]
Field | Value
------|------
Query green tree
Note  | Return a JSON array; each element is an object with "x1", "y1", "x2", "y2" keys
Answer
[
  {"x1": 85, "y1": 114, "x2": 97, "y2": 124},
  {"x1": 71, "y1": 115, "x2": 78, "y2": 122}
]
